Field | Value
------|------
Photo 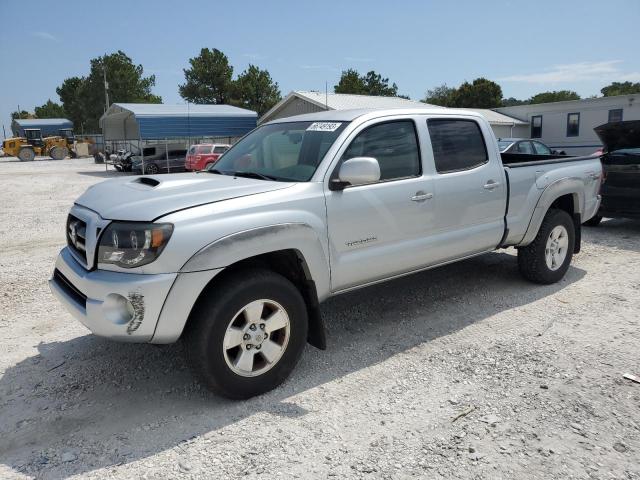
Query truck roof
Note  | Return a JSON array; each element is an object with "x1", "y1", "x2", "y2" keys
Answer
[{"x1": 265, "y1": 107, "x2": 486, "y2": 125}]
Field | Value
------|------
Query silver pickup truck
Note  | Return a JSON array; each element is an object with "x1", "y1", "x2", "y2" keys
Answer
[{"x1": 50, "y1": 108, "x2": 602, "y2": 398}]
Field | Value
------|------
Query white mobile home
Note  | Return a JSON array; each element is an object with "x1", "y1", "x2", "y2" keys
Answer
[{"x1": 496, "y1": 95, "x2": 639, "y2": 155}]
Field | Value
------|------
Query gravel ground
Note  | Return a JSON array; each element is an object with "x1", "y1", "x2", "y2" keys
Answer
[{"x1": 0, "y1": 156, "x2": 639, "y2": 480}]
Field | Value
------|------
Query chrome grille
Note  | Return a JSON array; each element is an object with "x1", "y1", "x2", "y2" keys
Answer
[{"x1": 66, "y1": 214, "x2": 87, "y2": 264}]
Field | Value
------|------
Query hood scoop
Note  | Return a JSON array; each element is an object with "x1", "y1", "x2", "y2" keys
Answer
[{"x1": 134, "y1": 177, "x2": 160, "y2": 187}]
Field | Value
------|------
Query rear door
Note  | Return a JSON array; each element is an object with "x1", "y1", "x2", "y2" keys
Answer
[{"x1": 424, "y1": 117, "x2": 506, "y2": 263}]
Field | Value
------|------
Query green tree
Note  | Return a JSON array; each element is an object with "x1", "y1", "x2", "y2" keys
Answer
[
  {"x1": 450, "y1": 78, "x2": 503, "y2": 108},
  {"x1": 501, "y1": 97, "x2": 528, "y2": 107},
  {"x1": 11, "y1": 110, "x2": 34, "y2": 120},
  {"x1": 528, "y1": 90, "x2": 580, "y2": 104},
  {"x1": 34, "y1": 99, "x2": 66, "y2": 118},
  {"x1": 179, "y1": 48, "x2": 234, "y2": 104},
  {"x1": 56, "y1": 77, "x2": 86, "y2": 129},
  {"x1": 362, "y1": 71, "x2": 398, "y2": 96},
  {"x1": 423, "y1": 84, "x2": 455, "y2": 106},
  {"x1": 600, "y1": 81, "x2": 640, "y2": 97},
  {"x1": 56, "y1": 51, "x2": 160, "y2": 132},
  {"x1": 334, "y1": 69, "x2": 366, "y2": 94},
  {"x1": 231, "y1": 65, "x2": 281, "y2": 116},
  {"x1": 334, "y1": 69, "x2": 399, "y2": 96}
]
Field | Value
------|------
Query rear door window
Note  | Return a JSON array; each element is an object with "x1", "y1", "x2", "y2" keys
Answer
[
  {"x1": 213, "y1": 146, "x2": 228, "y2": 154},
  {"x1": 516, "y1": 141, "x2": 534, "y2": 154},
  {"x1": 532, "y1": 141, "x2": 551, "y2": 155},
  {"x1": 427, "y1": 119, "x2": 488, "y2": 173}
]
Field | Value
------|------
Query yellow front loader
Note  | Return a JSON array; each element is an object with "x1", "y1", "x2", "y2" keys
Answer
[{"x1": 2, "y1": 129, "x2": 69, "y2": 161}]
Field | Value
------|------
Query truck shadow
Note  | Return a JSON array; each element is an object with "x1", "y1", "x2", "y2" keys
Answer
[
  {"x1": 0, "y1": 251, "x2": 586, "y2": 478},
  {"x1": 582, "y1": 217, "x2": 640, "y2": 253}
]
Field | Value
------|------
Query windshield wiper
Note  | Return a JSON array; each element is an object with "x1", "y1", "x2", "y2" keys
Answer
[
  {"x1": 232, "y1": 171, "x2": 279, "y2": 181},
  {"x1": 207, "y1": 168, "x2": 227, "y2": 175}
]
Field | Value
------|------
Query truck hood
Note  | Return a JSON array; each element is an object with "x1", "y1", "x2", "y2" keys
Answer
[
  {"x1": 595, "y1": 120, "x2": 640, "y2": 152},
  {"x1": 75, "y1": 173, "x2": 295, "y2": 221}
]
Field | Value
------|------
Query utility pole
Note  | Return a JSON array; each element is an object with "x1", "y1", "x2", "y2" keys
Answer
[
  {"x1": 103, "y1": 61, "x2": 110, "y2": 112},
  {"x1": 325, "y1": 81, "x2": 328, "y2": 110}
]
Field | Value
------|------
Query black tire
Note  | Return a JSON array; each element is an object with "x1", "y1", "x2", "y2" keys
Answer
[
  {"x1": 144, "y1": 163, "x2": 159, "y2": 175},
  {"x1": 50, "y1": 146, "x2": 68, "y2": 160},
  {"x1": 184, "y1": 269, "x2": 308, "y2": 399},
  {"x1": 583, "y1": 215, "x2": 602, "y2": 227},
  {"x1": 518, "y1": 208, "x2": 575, "y2": 284},
  {"x1": 18, "y1": 148, "x2": 35, "y2": 162}
]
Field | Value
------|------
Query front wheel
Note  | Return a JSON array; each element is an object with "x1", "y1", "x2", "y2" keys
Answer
[
  {"x1": 184, "y1": 269, "x2": 308, "y2": 399},
  {"x1": 49, "y1": 146, "x2": 68, "y2": 160},
  {"x1": 18, "y1": 148, "x2": 35, "y2": 161},
  {"x1": 518, "y1": 208, "x2": 575, "y2": 284},
  {"x1": 144, "y1": 163, "x2": 159, "y2": 175}
]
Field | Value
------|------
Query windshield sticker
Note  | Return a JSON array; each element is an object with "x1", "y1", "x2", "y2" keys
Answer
[{"x1": 306, "y1": 122, "x2": 342, "y2": 132}]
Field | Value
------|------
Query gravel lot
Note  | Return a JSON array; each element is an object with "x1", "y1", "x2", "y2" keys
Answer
[{"x1": 0, "y1": 156, "x2": 638, "y2": 480}]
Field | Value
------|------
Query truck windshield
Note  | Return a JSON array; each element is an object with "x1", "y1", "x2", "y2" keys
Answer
[{"x1": 209, "y1": 121, "x2": 349, "y2": 181}]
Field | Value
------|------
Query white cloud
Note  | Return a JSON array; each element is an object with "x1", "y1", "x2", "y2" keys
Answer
[
  {"x1": 499, "y1": 60, "x2": 640, "y2": 84},
  {"x1": 32, "y1": 31, "x2": 58, "y2": 42}
]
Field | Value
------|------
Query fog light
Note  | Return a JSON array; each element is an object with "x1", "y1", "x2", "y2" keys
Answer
[{"x1": 103, "y1": 293, "x2": 135, "y2": 325}]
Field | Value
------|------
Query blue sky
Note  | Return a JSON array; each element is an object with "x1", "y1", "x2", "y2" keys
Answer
[{"x1": 1, "y1": 0, "x2": 639, "y2": 136}]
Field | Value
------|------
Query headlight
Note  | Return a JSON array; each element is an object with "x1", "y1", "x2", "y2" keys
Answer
[{"x1": 98, "y1": 222, "x2": 173, "y2": 268}]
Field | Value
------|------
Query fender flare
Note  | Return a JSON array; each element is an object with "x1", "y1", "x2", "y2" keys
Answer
[
  {"x1": 520, "y1": 177, "x2": 584, "y2": 246},
  {"x1": 152, "y1": 223, "x2": 330, "y2": 345},
  {"x1": 179, "y1": 222, "x2": 330, "y2": 298}
]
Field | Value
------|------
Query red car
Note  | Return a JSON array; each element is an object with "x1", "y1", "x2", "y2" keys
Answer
[{"x1": 185, "y1": 143, "x2": 231, "y2": 171}]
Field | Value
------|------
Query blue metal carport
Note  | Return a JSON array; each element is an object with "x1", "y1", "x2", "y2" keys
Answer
[
  {"x1": 99, "y1": 103, "x2": 257, "y2": 141},
  {"x1": 12, "y1": 118, "x2": 73, "y2": 137}
]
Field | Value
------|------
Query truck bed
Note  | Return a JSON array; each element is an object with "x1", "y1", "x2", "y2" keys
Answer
[{"x1": 501, "y1": 152, "x2": 602, "y2": 168}]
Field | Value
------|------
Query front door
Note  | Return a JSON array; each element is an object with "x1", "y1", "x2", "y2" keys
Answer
[{"x1": 325, "y1": 119, "x2": 435, "y2": 291}]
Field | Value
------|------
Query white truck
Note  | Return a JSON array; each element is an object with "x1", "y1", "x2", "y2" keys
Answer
[{"x1": 50, "y1": 108, "x2": 602, "y2": 398}]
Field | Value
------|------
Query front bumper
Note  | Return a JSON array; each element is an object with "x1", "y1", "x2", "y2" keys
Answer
[{"x1": 49, "y1": 247, "x2": 177, "y2": 342}]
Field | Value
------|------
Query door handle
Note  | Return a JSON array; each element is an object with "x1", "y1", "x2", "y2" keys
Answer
[
  {"x1": 411, "y1": 191, "x2": 433, "y2": 202},
  {"x1": 483, "y1": 180, "x2": 500, "y2": 190}
]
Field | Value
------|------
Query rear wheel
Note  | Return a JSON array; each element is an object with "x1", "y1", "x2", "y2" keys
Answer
[
  {"x1": 184, "y1": 269, "x2": 308, "y2": 399},
  {"x1": 18, "y1": 148, "x2": 35, "y2": 161},
  {"x1": 518, "y1": 208, "x2": 575, "y2": 284},
  {"x1": 584, "y1": 215, "x2": 602, "y2": 227},
  {"x1": 49, "y1": 146, "x2": 68, "y2": 160}
]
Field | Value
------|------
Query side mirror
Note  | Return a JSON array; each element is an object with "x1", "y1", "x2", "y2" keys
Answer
[{"x1": 330, "y1": 157, "x2": 381, "y2": 190}]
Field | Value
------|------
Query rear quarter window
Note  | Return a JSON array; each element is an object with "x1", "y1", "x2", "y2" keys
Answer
[
  {"x1": 196, "y1": 145, "x2": 213, "y2": 154},
  {"x1": 427, "y1": 119, "x2": 488, "y2": 173}
]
